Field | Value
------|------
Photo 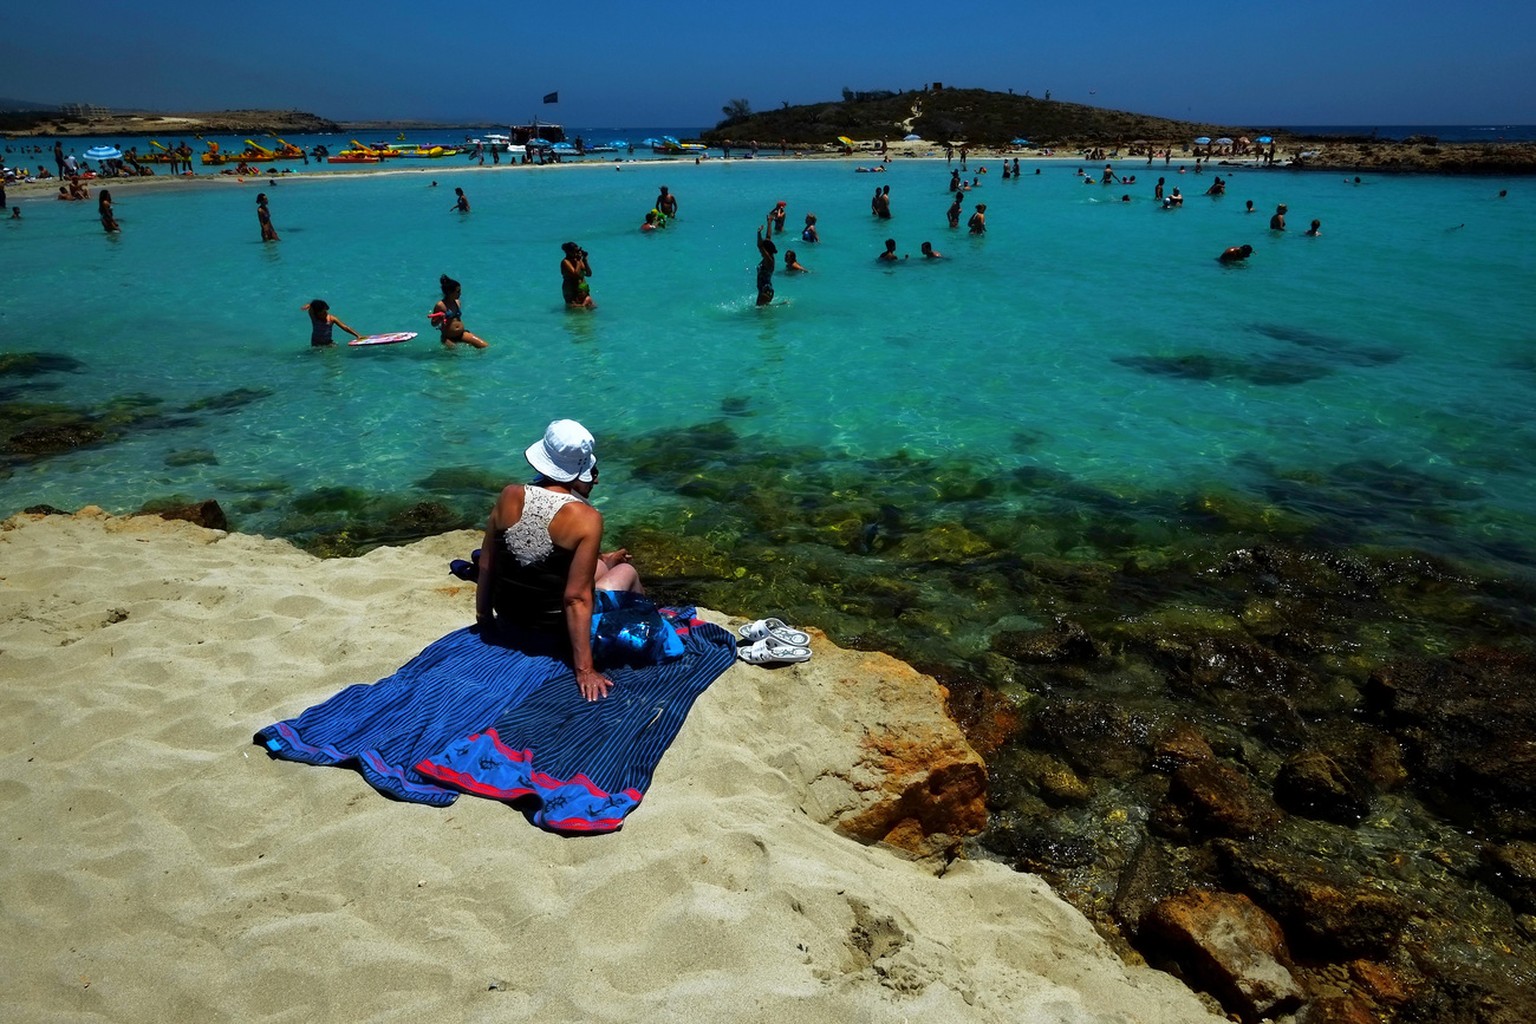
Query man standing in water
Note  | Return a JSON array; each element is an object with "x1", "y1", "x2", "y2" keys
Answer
[{"x1": 655, "y1": 185, "x2": 678, "y2": 220}]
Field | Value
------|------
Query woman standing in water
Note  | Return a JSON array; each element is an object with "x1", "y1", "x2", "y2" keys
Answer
[
  {"x1": 560, "y1": 242, "x2": 595, "y2": 309},
  {"x1": 967, "y1": 203, "x2": 987, "y2": 235},
  {"x1": 429, "y1": 274, "x2": 489, "y2": 348},
  {"x1": 257, "y1": 193, "x2": 279, "y2": 242},
  {"x1": 98, "y1": 189, "x2": 119, "y2": 233}
]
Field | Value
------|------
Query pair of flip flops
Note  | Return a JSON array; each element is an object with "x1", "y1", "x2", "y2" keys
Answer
[{"x1": 736, "y1": 617, "x2": 812, "y2": 664}]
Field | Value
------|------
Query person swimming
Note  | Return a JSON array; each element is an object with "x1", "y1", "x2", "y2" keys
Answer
[
  {"x1": 784, "y1": 249, "x2": 808, "y2": 273},
  {"x1": 920, "y1": 241, "x2": 942, "y2": 259},
  {"x1": 877, "y1": 238, "x2": 906, "y2": 262}
]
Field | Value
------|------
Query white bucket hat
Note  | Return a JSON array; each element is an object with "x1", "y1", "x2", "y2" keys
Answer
[{"x1": 525, "y1": 419, "x2": 597, "y2": 482}]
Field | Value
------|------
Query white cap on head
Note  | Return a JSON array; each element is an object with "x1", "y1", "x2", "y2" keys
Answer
[{"x1": 525, "y1": 419, "x2": 596, "y2": 483}]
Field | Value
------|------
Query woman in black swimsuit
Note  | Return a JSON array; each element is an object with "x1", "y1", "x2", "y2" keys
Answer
[
  {"x1": 755, "y1": 226, "x2": 776, "y2": 305},
  {"x1": 257, "y1": 193, "x2": 279, "y2": 241},
  {"x1": 98, "y1": 190, "x2": 119, "y2": 233}
]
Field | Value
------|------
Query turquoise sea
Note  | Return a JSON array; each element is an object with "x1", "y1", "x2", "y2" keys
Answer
[{"x1": 4, "y1": 154, "x2": 1534, "y2": 583}]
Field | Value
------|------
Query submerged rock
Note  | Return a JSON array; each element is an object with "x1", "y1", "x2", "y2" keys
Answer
[
  {"x1": 1216, "y1": 840, "x2": 1410, "y2": 959},
  {"x1": 1155, "y1": 760, "x2": 1283, "y2": 840},
  {"x1": 3, "y1": 420, "x2": 107, "y2": 458},
  {"x1": 1482, "y1": 841, "x2": 1536, "y2": 915},
  {"x1": 1366, "y1": 648, "x2": 1536, "y2": 836},
  {"x1": 1273, "y1": 750, "x2": 1374, "y2": 826},
  {"x1": 991, "y1": 617, "x2": 1101, "y2": 664}
]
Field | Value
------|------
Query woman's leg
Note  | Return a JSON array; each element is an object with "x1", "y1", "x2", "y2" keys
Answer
[{"x1": 594, "y1": 560, "x2": 643, "y2": 594}]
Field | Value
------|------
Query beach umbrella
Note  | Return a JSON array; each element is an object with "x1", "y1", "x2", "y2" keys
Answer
[
  {"x1": 83, "y1": 145, "x2": 122, "y2": 160},
  {"x1": 1238, "y1": 137, "x2": 1250, "y2": 145},
  {"x1": 642, "y1": 138, "x2": 661, "y2": 147},
  {"x1": 1215, "y1": 137, "x2": 1233, "y2": 145},
  {"x1": 1193, "y1": 136, "x2": 1212, "y2": 146},
  {"x1": 608, "y1": 139, "x2": 628, "y2": 149},
  {"x1": 551, "y1": 141, "x2": 575, "y2": 151},
  {"x1": 1256, "y1": 135, "x2": 1273, "y2": 144},
  {"x1": 903, "y1": 133, "x2": 921, "y2": 142},
  {"x1": 837, "y1": 135, "x2": 855, "y2": 147},
  {"x1": 1011, "y1": 137, "x2": 1031, "y2": 146}
]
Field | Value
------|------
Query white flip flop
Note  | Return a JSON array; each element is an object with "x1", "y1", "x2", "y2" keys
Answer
[
  {"x1": 738, "y1": 617, "x2": 811, "y2": 648},
  {"x1": 736, "y1": 638, "x2": 812, "y2": 665}
]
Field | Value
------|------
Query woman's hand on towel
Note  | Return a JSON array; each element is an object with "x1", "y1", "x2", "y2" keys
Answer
[{"x1": 577, "y1": 666, "x2": 613, "y2": 702}]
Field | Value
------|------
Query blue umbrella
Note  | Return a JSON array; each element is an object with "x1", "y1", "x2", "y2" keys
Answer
[
  {"x1": 1193, "y1": 136, "x2": 1212, "y2": 146},
  {"x1": 1011, "y1": 138, "x2": 1031, "y2": 146},
  {"x1": 551, "y1": 141, "x2": 575, "y2": 151},
  {"x1": 903, "y1": 133, "x2": 921, "y2": 141},
  {"x1": 84, "y1": 145, "x2": 122, "y2": 160},
  {"x1": 1215, "y1": 137, "x2": 1233, "y2": 145},
  {"x1": 608, "y1": 139, "x2": 628, "y2": 149},
  {"x1": 1256, "y1": 135, "x2": 1273, "y2": 144}
]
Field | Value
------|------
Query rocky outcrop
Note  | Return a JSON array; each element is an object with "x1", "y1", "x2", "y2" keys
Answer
[
  {"x1": 1142, "y1": 890, "x2": 1303, "y2": 1022},
  {"x1": 739, "y1": 634, "x2": 988, "y2": 861},
  {"x1": 138, "y1": 498, "x2": 228, "y2": 531}
]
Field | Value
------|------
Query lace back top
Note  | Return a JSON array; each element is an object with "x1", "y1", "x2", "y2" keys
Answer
[{"x1": 493, "y1": 485, "x2": 587, "y2": 629}]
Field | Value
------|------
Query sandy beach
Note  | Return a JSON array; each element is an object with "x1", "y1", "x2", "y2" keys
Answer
[{"x1": 0, "y1": 508, "x2": 1224, "y2": 1023}]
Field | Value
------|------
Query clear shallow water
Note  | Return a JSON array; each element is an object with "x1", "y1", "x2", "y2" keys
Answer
[{"x1": 3, "y1": 157, "x2": 1535, "y2": 580}]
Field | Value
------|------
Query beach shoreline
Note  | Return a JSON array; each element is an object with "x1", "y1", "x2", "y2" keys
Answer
[
  {"x1": 8, "y1": 136, "x2": 1534, "y2": 203},
  {"x1": 0, "y1": 506, "x2": 1226, "y2": 1023}
]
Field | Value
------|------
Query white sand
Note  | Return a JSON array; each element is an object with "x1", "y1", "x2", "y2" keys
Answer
[{"x1": 0, "y1": 509, "x2": 1221, "y2": 1023}]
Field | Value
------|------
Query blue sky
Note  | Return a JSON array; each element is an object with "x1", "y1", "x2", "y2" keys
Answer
[{"x1": 7, "y1": 0, "x2": 1533, "y2": 127}]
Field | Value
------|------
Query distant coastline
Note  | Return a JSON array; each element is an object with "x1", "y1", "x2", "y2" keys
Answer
[{"x1": 6, "y1": 100, "x2": 1536, "y2": 174}]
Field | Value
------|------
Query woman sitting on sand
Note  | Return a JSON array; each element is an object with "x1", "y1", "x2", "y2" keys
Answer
[{"x1": 474, "y1": 419, "x2": 645, "y2": 701}]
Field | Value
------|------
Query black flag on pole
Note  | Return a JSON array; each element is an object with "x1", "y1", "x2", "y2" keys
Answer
[{"x1": 543, "y1": 91, "x2": 559, "y2": 104}]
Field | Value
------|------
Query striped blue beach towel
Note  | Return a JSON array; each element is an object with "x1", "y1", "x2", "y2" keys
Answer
[{"x1": 255, "y1": 611, "x2": 736, "y2": 833}]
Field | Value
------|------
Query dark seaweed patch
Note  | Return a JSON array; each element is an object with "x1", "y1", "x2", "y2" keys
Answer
[
  {"x1": 179, "y1": 387, "x2": 276, "y2": 414},
  {"x1": 1113, "y1": 353, "x2": 1333, "y2": 385}
]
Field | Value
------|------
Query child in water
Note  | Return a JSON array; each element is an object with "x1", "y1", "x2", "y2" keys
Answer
[
  {"x1": 302, "y1": 299, "x2": 364, "y2": 346},
  {"x1": 430, "y1": 274, "x2": 489, "y2": 347}
]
